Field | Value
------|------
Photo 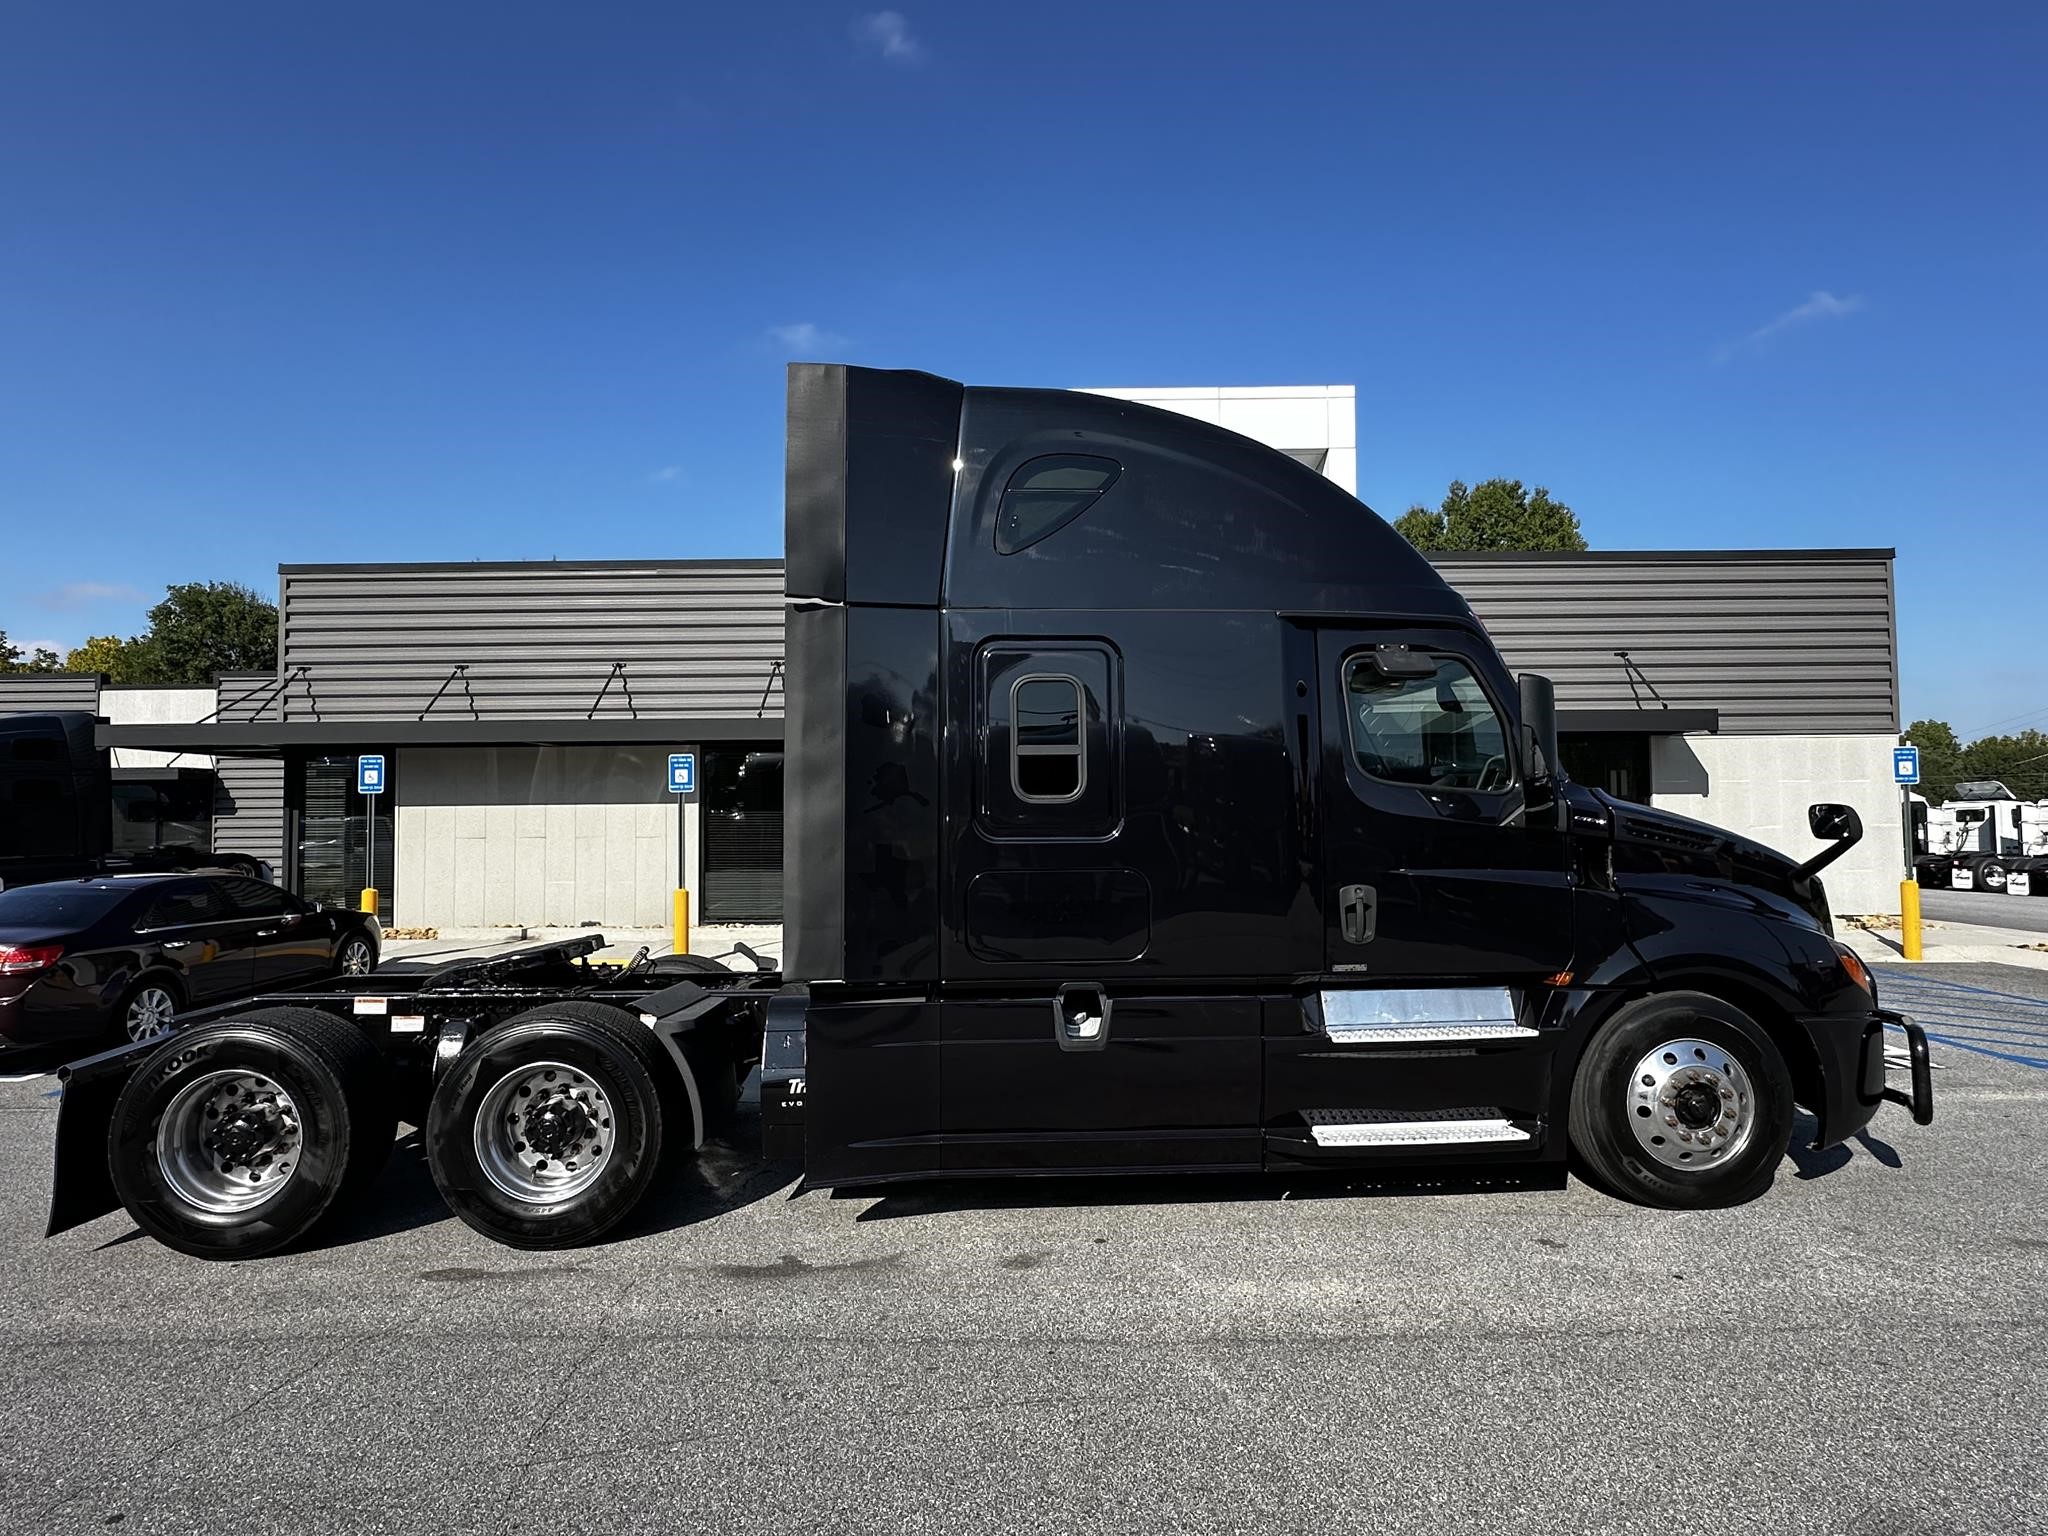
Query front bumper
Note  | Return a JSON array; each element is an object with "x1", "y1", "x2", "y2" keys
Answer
[
  {"x1": 1878, "y1": 1010, "x2": 1935, "y2": 1126},
  {"x1": 1799, "y1": 1006, "x2": 1934, "y2": 1146}
]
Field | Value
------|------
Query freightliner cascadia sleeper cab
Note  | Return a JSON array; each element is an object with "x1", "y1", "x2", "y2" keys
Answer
[
  {"x1": 760, "y1": 363, "x2": 1930, "y2": 1210},
  {"x1": 42, "y1": 364, "x2": 1932, "y2": 1260}
]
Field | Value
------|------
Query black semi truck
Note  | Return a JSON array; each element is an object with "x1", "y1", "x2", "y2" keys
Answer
[{"x1": 45, "y1": 364, "x2": 1933, "y2": 1260}]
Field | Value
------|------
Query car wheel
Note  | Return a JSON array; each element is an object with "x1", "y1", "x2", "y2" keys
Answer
[
  {"x1": 107, "y1": 1007, "x2": 394, "y2": 1260},
  {"x1": 426, "y1": 1001, "x2": 672, "y2": 1250},
  {"x1": 337, "y1": 936, "x2": 377, "y2": 977},
  {"x1": 1568, "y1": 991, "x2": 1795, "y2": 1210},
  {"x1": 121, "y1": 979, "x2": 182, "y2": 1044}
]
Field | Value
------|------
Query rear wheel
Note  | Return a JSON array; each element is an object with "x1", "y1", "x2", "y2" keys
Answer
[
  {"x1": 108, "y1": 1007, "x2": 394, "y2": 1259},
  {"x1": 1980, "y1": 859, "x2": 2010, "y2": 892},
  {"x1": 119, "y1": 976, "x2": 182, "y2": 1044},
  {"x1": 1569, "y1": 991, "x2": 1794, "y2": 1209},
  {"x1": 426, "y1": 1001, "x2": 672, "y2": 1250},
  {"x1": 336, "y1": 935, "x2": 377, "y2": 977}
]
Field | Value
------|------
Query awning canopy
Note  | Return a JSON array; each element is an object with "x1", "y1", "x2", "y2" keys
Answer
[
  {"x1": 1558, "y1": 708, "x2": 1718, "y2": 735},
  {"x1": 95, "y1": 717, "x2": 787, "y2": 756}
]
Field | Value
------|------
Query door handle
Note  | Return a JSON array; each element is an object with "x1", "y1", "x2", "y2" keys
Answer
[
  {"x1": 1053, "y1": 983, "x2": 1111, "y2": 1052},
  {"x1": 256, "y1": 928, "x2": 279, "y2": 937},
  {"x1": 1338, "y1": 883, "x2": 1377, "y2": 945},
  {"x1": 161, "y1": 940, "x2": 191, "y2": 950}
]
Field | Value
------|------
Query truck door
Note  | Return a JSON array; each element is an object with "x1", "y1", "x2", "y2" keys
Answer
[{"x1": 1317, "y1": 629, "x2": 1573, "y2": 979}]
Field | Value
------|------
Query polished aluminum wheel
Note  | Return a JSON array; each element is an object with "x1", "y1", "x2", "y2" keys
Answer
[
  {"x1": 1626, "y1": 1037, "x2": 1755, "y2": 1170},
  {"x1": 339, "y1": 938, "x2": 375, "y2": 977},
  {"x1": 472, "y1": 1061, "x2": 615, "y2": 1205},
  {"x1": 155, "y1": 1070, "x2": 304, "y2": 1214},
  {"x1": 125, "y1": 986, "x2": 178, "y2": 1043}
]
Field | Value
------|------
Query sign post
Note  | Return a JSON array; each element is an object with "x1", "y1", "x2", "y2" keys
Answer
[
  {"x1": 1893, "y1": 745, "x2": 1921, "y2": 961},
  {"x1": 667, "y1": 753, "x2": 696, "y2": 953},
  {"x1": 357, "y1": 755, "x2": 386, "y2": 918}
]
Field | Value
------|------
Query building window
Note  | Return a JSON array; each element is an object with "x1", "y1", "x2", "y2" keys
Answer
[
  {"x1": 1559, "y1": 734, "x2": 1652, "y2": 804},
  {"x1": 995, "y1": 454, "x2": 1121, "y2": 554},
  {"x1": 292, "y1": 754, "x2": 394, "y2": 920},
  {"x1": 110, "y1": 775, "x2": 214, "y2": 854},
  {"x1": 1343, "y1": 653, "x2": 1512, "y2": 792},
  {"x1": 703, "y1": 750, "x2": 783, "y2": 923}
]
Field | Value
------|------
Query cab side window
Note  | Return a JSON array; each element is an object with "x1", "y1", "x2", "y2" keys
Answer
[
  {"x1": 979, "y1": 644, "x2": 1118, "y2": 836},
  {"x1": 995, "y1": 455, "x2": 1121, "y2": 555},
  {"x1": 1344, "y1": 653, "x2": 1513, "y2": 793}
]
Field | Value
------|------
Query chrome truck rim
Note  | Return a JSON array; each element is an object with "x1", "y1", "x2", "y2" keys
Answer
[
  {"x1": 473, "y1": 1061, "x2": 616, "y2": 1204},
  {"x1": 126, "y1": 987, "x2": 178, "y2": 1042},
  {"x1": 156, "y1": 1071, "x2": 304, "y2": 1213},
  {"x1": 1626, "y1": 1037, "x2": 1755, "y2": 1169}
]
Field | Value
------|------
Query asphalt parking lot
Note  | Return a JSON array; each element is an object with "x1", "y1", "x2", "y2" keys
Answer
[
  {"x1": 0, "y1": 965, "x2": 2043, "y2": 1535},
  {"x1": 1924, "y1": 885, "x2": 2048, "y2": 935}
]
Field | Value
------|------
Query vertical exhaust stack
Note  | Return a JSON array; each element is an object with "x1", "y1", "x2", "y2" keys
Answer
[{"x1": 782, "y1": 364, "x2": 962, "y2": 983}]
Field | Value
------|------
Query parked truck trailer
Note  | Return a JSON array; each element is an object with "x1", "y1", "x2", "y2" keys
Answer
[{"x1": 45, "y1": 365, "x2": 1934, "y2": 1260}]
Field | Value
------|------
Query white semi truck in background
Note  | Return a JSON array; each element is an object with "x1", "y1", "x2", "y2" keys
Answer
[{"x1": 1911, "y1": 780, "x2": 2048, "y2": 894}]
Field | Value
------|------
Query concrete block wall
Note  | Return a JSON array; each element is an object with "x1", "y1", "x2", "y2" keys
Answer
[
  {"x1": 393, "y1": 746, "x2": 679, "y2": 929},
  {"x1": 1651, "y1": 732, "x2": 1904, "y2": 919}
]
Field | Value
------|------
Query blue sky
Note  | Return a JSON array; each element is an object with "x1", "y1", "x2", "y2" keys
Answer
[{"x1": 2, "y1": 1, "x2": 2042, "y2": 735}]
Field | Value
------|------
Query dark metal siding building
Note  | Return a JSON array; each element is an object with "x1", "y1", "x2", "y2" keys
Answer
[{"x1": 94, "y1": 547, "x2": 1905, "y2": 926}]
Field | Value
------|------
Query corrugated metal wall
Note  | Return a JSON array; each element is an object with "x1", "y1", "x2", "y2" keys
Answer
[
  {"x1": 0, "y1": 673, "x2": 103, "y2": 712},
  {"x1": 1429, "y1": 551, "x2": 1897, "y2": 735},
  {"x1": 278, "y1": 562, "x2": 786, "y2": 722},
  {"x1": 211, "y1": 671, "x2": 286, "y2": 872},
  {"x1": 271, "y1": 552, "x2": 1895, "y2": 738}
]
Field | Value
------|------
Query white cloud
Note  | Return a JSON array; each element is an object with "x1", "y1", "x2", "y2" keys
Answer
[
  {"x1": 1716, "y1": 290, "x2": 1866, "y2": 361},
  {"x1": 766, "y1": 322, "x2": 850, "y2": 353},
  {"x1": 31, "y1": 581, "x2": 147, "y2": 611},
  {"x1": 646, "y1": 465, "x2": 683, "y2": 484},
  {"x1": 852, "y1": 10, "x2": 925, "y2": 64}
]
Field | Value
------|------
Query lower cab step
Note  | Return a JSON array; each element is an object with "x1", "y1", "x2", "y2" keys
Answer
[{"x1": 1302, "y1": 1107, "x2": 1532, "y2": 1149}]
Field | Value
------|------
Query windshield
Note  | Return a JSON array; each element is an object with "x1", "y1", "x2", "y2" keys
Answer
[{"x1": 0, "y1": 884, "x2": 131, "y2": 929}]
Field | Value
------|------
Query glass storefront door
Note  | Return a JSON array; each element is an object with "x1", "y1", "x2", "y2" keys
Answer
[{"x1": 293, "y1": 754, "x2": 395, "y2": 920}]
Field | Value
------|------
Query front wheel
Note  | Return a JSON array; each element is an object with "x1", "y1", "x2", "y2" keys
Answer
[
  {"x1": 336, "y1": 935, "x2": 377, "y2": 977},
  {"x1": 1569, "y1": 991, "x2": 1795, "y2": 1209},
  {"x1": 425, "y1": 1001, "x2": 671, "y2": 1249}
]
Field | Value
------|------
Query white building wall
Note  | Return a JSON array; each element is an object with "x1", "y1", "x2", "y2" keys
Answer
[
  {"x1": 1083, "y1": 385, "x2": 1357, "y2": 495},
  {"x1": 100, "y1": 686, "x2": 216, "y2": 769},
  {"x1": 394, "y1": 746, "x2": 678, "y2": 929},
  {"x1": 1650, "y1": 733, "x2": 1903, "y2": 919}
]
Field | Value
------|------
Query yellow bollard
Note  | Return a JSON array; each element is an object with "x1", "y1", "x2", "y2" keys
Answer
[
  {"x1": 673, "y1": 889, "x2": 690, "y2": 955},
  {"x1": 360, "y1": 887, "x2": 380, "y2": 916},
  {"x1": 1899, "y1": 879, "x2": 1922, "y2": 961}
]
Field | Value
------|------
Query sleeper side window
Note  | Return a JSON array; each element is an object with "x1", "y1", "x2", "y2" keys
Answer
[
  {"x1": 1344, "y1": 653, "x2": 1514, "y2": 793},
  {"x1": 979, "y1": 644, "x2": 1118, "y2": 836},
  {"x1": 994, "y1": 455, "x2": 1121, "y2": 554}
]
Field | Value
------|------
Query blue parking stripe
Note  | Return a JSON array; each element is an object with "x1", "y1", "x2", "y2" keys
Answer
[{"x1": 1873, "y1": 972, "x2": 2048, "y2": 1070}]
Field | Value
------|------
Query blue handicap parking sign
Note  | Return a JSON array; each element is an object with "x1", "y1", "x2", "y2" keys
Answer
[
  {"x1": 1893, "y1": 746, "x2": 1920, "y2": 785},
  {"x1": 357, "y1": 754, "x2": 387, "y2": 795},
  {"x1": 668, "y1": 753, "x2": 696, "y2": 795}
]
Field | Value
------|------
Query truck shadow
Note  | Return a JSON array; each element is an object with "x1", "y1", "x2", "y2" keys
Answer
[
  {"x1": 847, "y1": 1165, "x2": 1570, "y2": 1222},
  {"x1": 1785, "y1": 1111, "x2": 1904, "y2": 1180}
]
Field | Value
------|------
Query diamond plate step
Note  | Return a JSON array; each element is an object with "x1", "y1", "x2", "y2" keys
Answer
[{"x1": 1303, "y1": 1108, "x2": 1532, "y2": 1148}]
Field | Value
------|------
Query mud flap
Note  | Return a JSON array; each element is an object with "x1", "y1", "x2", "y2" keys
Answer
[{"x1": 46, "y1": 1036, "x2": 160, "y2": 1237}]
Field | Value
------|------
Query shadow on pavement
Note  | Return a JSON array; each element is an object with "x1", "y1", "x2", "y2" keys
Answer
[
  {"x1": 848, "y1": 1164, "x2": 1570, "y2": 1222},
  {"x1": 1785, "y1": 1111, "x2": 1905, "y2": 1181}
]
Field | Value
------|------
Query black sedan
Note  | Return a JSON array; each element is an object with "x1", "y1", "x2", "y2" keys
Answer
[{"x1": 0, "y1": 873, "x2": 381, "y2": 1050}]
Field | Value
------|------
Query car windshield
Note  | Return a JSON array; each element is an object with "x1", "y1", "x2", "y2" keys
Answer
[{"x1": 0, "y1": 884, "x2": 131, "y2": 928}]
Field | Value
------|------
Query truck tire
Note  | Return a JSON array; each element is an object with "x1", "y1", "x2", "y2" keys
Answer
[
  {"x1": 1979, "y1": 859, "x2": 2010, "y2": 893},
  {"x1": 426, "y1": 1001, "x2": 670, "y2": 1250},
  {"x1": 1568, "y1": 992, "x2": 1795, "y2": 1210},
  {"x1": 108, "y1": 1006, "x2": 394, "y2": 1260}
]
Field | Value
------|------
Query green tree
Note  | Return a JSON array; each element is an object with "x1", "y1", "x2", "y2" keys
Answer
[
  {"x1": 63, "y1": 634, "x2": 148, "y2": 681},
  {"x1": 0, "y1": 629, "x2": 62, "y2": 673},
  {"x1": 1902, "y1": 719, "x2": 1963, "y2": 804},
  {"x1": 1393, "y1": 477, "x2": 1589, "y2": 552},
  {"x1": 1958, "y1": 729, "x2": 2048, "y2": 801},
  {"x1": 127, "y1": 582, "x2": 278, "y2": 685}
]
